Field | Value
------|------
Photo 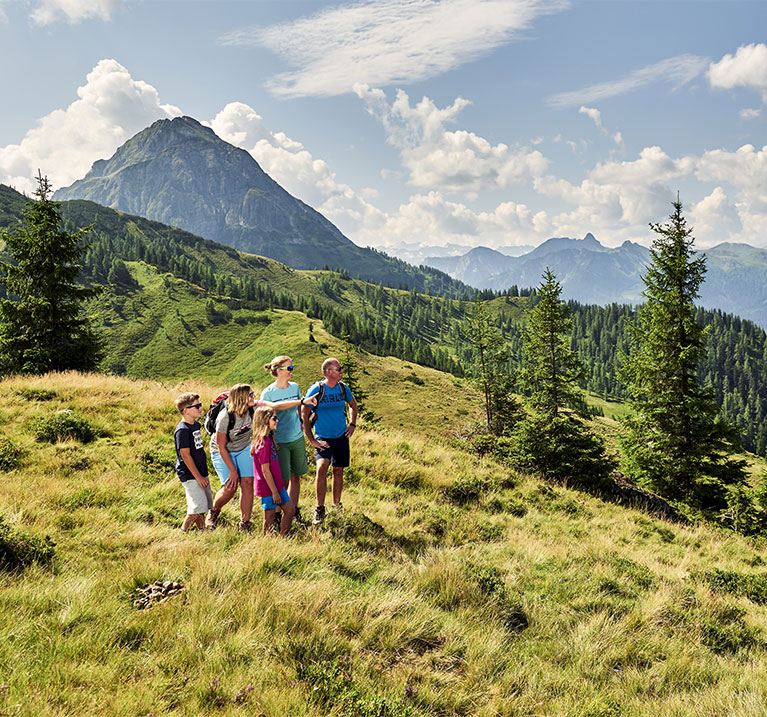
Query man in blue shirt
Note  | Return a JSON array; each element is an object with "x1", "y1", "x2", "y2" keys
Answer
[{"x1": 302, "y1": 357, "x2": 358, "y2": 525}]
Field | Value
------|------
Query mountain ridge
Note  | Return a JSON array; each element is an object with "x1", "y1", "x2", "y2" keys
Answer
[
  {"x1": 54, "y1": 116, "x2": 470, "y2": 297},
  {"x1": 426, "y1": 234, "x2": 767, "y2": 328}
]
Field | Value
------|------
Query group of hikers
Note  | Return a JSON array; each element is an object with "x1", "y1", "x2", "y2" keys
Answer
[{"x1": 172, "y1": 355, "x2": 358, "y2": 535}]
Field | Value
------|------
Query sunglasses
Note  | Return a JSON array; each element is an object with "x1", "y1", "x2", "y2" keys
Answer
[
  {"x1": 279, "y1": 365, "x2": 295, "y2": 371},
  {"x1": 187, "y1": 402, "x2": 202, "y2": 410}
]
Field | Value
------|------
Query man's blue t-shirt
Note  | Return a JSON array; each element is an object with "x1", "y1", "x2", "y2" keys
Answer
[
  {"x1": 260, "y1": 381, "x2": 303, "y2": 443},
  {"x1": 305, "y1": 381, "x2": 353, "y2": 440}
]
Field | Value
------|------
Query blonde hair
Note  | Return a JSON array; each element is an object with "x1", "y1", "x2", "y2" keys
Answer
[
  {"x1": 264, "y1": 355, "x2": 292, "y2": 377},
  {"x1": 175, "y1": 392, "x2": 199, "y2": 413},
  {"x1": 227, "y1": 383, "x2": 252, "y2": 417},
  {"x1": 250, "y1": 407, "x2": 277, "y2": 455}
]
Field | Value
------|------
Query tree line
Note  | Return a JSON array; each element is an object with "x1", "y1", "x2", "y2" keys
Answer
[{"x1": 74, "y1": 201, "x2": 767, "y2": 458}]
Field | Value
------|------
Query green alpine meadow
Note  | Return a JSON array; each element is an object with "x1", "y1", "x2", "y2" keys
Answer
[{"x1": 3, "y1": 178, "x2": 767, "y2": 716}]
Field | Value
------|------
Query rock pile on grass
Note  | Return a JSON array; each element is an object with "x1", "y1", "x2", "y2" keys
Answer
[{"x1": 132, "y1": 580, "x2": 184, "y2": 609}]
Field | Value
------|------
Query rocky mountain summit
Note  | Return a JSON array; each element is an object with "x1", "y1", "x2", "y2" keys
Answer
[{"x1": 55, "y1": 116, "x2": 466, "y2": 295}]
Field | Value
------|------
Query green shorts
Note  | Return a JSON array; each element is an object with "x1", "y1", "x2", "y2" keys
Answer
[{"x1": 276, "y1": 436, "x2": 308, "y2": 481}]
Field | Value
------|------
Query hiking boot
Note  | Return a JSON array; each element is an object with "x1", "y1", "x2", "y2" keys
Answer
[
  {"x1": 205, "y1": 508, "x2": 220, "y2": 530},
  {"x1": 331, "y1": 502, "x2": 343, "y2": 513},
  {"x1": 293, "y1": 506, "x2": 305, "y2": 527},
  {"x1": 312, "y1": 505, "x2": 326, "y2": 525},
  {"x1": 238, "y1": 520, "x2": 252, "y2": 534}
]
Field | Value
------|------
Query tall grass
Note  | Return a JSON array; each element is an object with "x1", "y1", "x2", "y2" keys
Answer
[{"x1": 1, "y1": 372, "x2": 767, "y2": 715}]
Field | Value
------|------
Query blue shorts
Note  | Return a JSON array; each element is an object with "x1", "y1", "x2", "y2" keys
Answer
[
  {"x1": 261, "y1": 488, "x2": 291, "y2": 511},
  {"x1": 211, "y1": 445, "x2": 255, "y2": 485}
]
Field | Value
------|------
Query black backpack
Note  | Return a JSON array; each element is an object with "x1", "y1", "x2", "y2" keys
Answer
[
  {"x1": 308, "y1": 380, "x2": 349, "y2": 427},
  {"x1": 204, "y1": 391, "x2": 253, "y2": 437}
]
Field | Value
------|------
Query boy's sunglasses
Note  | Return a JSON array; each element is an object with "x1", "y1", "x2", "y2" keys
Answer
[{"x1": 188, "y1": 403, "x2": 202, "y2": 409}]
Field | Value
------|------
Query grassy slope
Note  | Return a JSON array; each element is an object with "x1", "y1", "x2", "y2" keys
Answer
[
  {"x1": 94, "y1": 261, "x2": 484, "y2": 438},
  {"x1": 2, "y1": 373, "x2": 767, "y2": 715}
]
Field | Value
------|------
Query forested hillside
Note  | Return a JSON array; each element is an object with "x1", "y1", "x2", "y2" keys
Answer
[{"x1": 2, "y1": 185, "x2": 765, "y2": 455}]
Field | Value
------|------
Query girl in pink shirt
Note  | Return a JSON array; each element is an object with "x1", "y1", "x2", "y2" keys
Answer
[{"x1": 251, "y1": 407, "x2": 295, "y2": 536}]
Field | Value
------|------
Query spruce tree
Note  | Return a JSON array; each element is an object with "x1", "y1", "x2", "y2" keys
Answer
[
  {"x1": 509, "y1": 269, "x2": 610, "y2": 485},
  {"x1": 0, "y1": 174, "x2": 103, "y2": 374},
  {"x1": 619, "y1": 198, "x2": 745, "y2": 509},
  {"x1": 517, "y1": 270, "x2": 585, "y2": 417},
  {"x1": 465, "y1": 299, "x2": 520, "y2": 436}
]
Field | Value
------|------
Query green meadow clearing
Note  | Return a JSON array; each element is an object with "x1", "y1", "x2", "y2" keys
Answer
[{"x1": 1, "y1": 369, "x2": 767, "y2": 716}]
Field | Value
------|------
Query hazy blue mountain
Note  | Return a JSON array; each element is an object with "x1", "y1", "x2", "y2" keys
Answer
[
  {"x1": 384, "y1": 241, "x2": 533, "y2": 266},
  {"x1": 54, "y1": 116, "x2": 468, "y2": 296},
  {"x1": 426, "y1": 234, "x2": 767, "y2": 328},
  {"x1": 424, "y1": 246, "x2": 517, "y2": 288}
]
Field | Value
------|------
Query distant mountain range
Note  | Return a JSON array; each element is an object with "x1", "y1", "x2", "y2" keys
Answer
[
  {"x1": 382, "y1": 241, "x2": 534, "y2": 266},
  {"x1": 54, "y1": 116, "x2": 468, "y2": 297},
  {"x1": 425, "y1": 234, "x2": 767, "y2": 328}
]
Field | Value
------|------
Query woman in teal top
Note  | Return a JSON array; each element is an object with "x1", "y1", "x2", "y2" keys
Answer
[{"x1": 261, "y1": 355, "x2": 310, "y2": 522}]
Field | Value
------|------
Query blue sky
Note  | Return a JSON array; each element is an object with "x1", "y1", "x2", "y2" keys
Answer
[{"x1": 2, "y1": 0, "x2": 767, "y2": 255}]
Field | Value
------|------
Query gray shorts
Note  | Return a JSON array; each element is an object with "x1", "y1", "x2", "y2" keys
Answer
[{"x1": 183, "y1": 479, "x2": 213, "y2": 515}]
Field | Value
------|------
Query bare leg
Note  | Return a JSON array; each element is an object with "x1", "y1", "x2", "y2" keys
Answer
[
  {"x1": 211, "y1": 479, "x2": 237, "y2": 513},
  {"x1": 181, "y1": 514, "x2": 197, "y2": 531},
  {"x1": 288, "y1": 475, "x2": 300, "y2": 507},
  {"x1": 239, "y1": 476, "x2": 254, "y2": 523},
  {"x1": 280, "y1": 501, "x2": 295, "y2": 537},
  {"x1": 315, "y1": 458, "x2": 330, "y2": 506},
  {"x1": 331, "y1": 466, "x2": 344, "y2": 505},
  {"x1": 263, "y1": 508, "x2": 277, "y2": 534}
]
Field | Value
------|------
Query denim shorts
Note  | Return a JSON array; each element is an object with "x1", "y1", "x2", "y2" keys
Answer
[
  {"x1": 211, "y1": 445, "x2": 255, "y2": 485},
  {"x1": 261, "y1": 488, "x2": 291, "y2": 510}
]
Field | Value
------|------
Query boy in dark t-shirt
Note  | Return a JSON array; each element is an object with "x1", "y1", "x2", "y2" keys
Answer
[{"x1": 174, "y1": 393, "x2": 212, "y2": 531}]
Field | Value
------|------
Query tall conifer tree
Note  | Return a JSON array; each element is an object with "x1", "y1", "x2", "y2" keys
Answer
[
  {"x1": 509, "y1": 269, "x2": 610, "y2": 485},
  {"x1": 517, "y1": 269, "x2": 585, "y2": 417},
  {"x1": 0, "y1": 173, "x2": 103, "y2": 374},
  {"x1": 466, "y1": 299, "x2": 519, "y2": 435},
  {"x1": 619, "y1": 198, "x2": 745, "y2": 509}
]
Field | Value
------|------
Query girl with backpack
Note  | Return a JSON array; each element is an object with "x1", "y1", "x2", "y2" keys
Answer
[
  {"x1": 205, "y1": 383, "x2": 313, "y2": 532},
  {"x1": 251, "y1": 406, "x2": 295, "y2": 536}
]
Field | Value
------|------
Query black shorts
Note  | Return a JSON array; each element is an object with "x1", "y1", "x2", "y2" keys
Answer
[{"x1": 315, "y1": 435, "x2": 350, "y2": 468}]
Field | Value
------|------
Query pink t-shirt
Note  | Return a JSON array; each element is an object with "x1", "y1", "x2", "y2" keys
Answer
[{"x1": 253, "y1": 436, "x2": 285, "y2": 497}]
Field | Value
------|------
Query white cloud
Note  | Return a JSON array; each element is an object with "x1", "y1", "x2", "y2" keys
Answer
[
  {"x1": 740, "y1": 108, "x2": 761, "y2": 120},
  {"x1": 579, "y1": 105, "x2": 624, "y2": 147},
  {"x1": 708, "y1": 43, "x2": 767, "y2": 92},
  {"x1": 534, "y1": 146, "x2": 696, "y2": 240},
  {"x1": 355, "y1": 85, "x2": 548, "y2": 193},
  {"x1": 0, "y1": 59, "x2": 180, "y2": 193},
  {"x1": 222, "y1": 0, "x2": 569, "y2": 98},
  {"x1": 29, "y1": 0, "x2": 119, "y2": 25},
  {"x1": 579, "y1": 106, "x2": 603, "y2": 130},
  {"x1": 689, "y1": 187, "x2": 742, "y2": 247},
  {"x1": 548, "y1": 54, "x2": 708, "y2": 108},
  {"x1": 696, "y1": 144, "x2": 767, "y2": 214},
  {"x1": 208, "y1": 101, "x2": 386, "y2": 240},
  {"x1": 360, "y1": 190, "x2": 551, "y2": 247}
]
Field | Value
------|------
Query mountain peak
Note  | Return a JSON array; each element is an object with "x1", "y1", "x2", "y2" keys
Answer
[
  {"x1": 530, "y1": 233, "x2": 605, "y2": 258},
  {"x1": 52, "y1": 116, "x2": 468, "y2": 295}
]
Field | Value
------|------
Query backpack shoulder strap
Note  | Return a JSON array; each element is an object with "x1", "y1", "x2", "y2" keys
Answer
[{"x1": 226, "y1": 405, "x2": 236, "y2": 435}]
